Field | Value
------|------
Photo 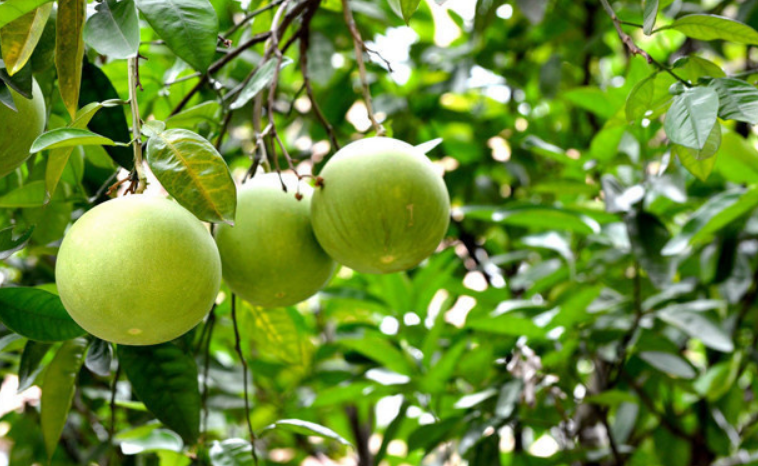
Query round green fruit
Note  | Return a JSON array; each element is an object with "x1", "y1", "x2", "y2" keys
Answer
[
  {"x1": 311, "y1": 137, "x2": 451, "y2": 274},
  {"x1": 56, "y1": 196, "x2": 221, "y2": 345},
  {"x1": 0, "y1": 79, "x2": 46, "y2": 178},
  {"x1": 215, "y1": 174, "x2": 335, "y2": 307}
]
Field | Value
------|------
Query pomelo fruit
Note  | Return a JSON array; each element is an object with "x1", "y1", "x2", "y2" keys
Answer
[
  {"x1": 215, "y1": 174, "x2": 335, "y2": 307},
  {"x1": 311, "y1": 137, "x2": 450, "y2": 274},
  {"x1": 0, "y1": 79, "x2": 46, "y2": 178},
  {"x1": 56, "y1": 196, "x2": 221, "y2": 345}
]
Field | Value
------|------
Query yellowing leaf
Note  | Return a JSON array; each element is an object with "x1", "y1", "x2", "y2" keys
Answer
[
  {"x1": 0, "y1": 3, "x2": 52, "y2": 76},
  {"x1": 55, "y1": 0, "x2": 86, "y2": 119}
]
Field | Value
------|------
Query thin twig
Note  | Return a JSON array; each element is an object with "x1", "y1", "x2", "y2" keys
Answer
[
  {"x1": 200, "y1": 309, "x2": 216, "y2": 443},
  {"x1": 109, "y1": 361, "x2": 121, "y2": 440},
  {"x1": 128, "y1": 57, "x2": 147, "y2": 193},
  {"x1": 341, "y1": 0, "x2": 385, "y2": 136},
  {"x1": 599, "y1": 0, "x2": 690, "y2": 87},
  {"x1": 231, "y1": 295, "x2": 259, "y2": 465},
  {"x1": 224, "y1": 0, "x2": 287, "y2": 39}
]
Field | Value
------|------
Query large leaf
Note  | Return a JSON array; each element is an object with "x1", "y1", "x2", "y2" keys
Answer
[
  {"x1": 230, "y1": 57, "x2": 293, "y2": 111},
  {"x1": 145, "y1": 129, "x2": 236, "y2": 224},
  {"x1": 261, "y1": 419, "x2": 351, "y2": 446},
  {"x1": 84, "y1": 0, "x2": 140, "y2": 59},
  {"x1": 673, "y1": 121, "x2": 721, "y2": 181},
  {"x1": 0, "y1": 225, "x2": 34, "y2": 259},
  {"x1": 462, "y1": 205, "x2": 600, "y2": 234},
  {"x1": 716, "y1": 130, "x2": 758, "y2": 183},
  {"x1": 31, "y1": 128, "x2": 115, "y2": 153},
  {"x1": 41, "y1": 338, "x2": 88, "y2": 459},
  {"x1": 79, "y1": 60, "x2": 134, "y2": 169},
  {"x1": 626, "y1": 73, "x2": 656, "y2": 123},
  {"x1": 657, "y1": 308, "x2": 734, "y2": 353},
  {"x1": 638, "y1": 351, "x2": 696, "y2": 379},
  {"x1": 244, "y1": 304, "x2": 305, "y2": 365},
  {"x1": 467, "y1": 313, "x2": 546, "y2": 339},
  {"x1": 165, "y1": 101, "x2": 221, "y2": 129},
  {"x1": 664, "y1": 86, "x2": 719, "y2": 150},
  {"x1": 85, "y1": 338, "x2": 112, "y2": 377},
  {"x1": 135, "y1": 0, "x2": 219, "y2": 72},
  {"x1": 668, "y1": 14, "x2": 758, "y2": 45},
  {"x1": 0, "y1": 56, "x2": 32, "y2": 97},
  {"x1": 0, "y1": 0, "x2": 53, "y2": 29},
  {"x1": 625, "y1": 210, "x2": 674, "y2": 287},
  {"x1": 340, "y1": 336, "x2": 413, "y2": 376},
  {"x1": 0, "y1": 180, "x2": 46, "y2": 207},
  {"x1": 707, "y1": 78, "x2": 758, "y2": 124},
  {"x1": 643, "y1": 0, "x2": 659, "y2": 35},
  {"x1": 0, "y1": 288, "x2": 86, "y2": 341},
  {"x1": 118, "y1": 343, "x2": 201, "y2": 444},
  {"x1": 55, "y1": 0, "x2": 86, "y2": 119},
  {"x1": 0, "y1": 3, "x2": 53, "y2": 75},
  {"x1": 209, "y1": 439, "x2": 254, "y2": 466}
]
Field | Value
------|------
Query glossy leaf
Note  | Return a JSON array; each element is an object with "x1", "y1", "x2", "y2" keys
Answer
[
  {"x1": 245, "y1": 303, "x2": 304, "y2": 365},
  {"x1": 31, "y1": 128, "x2": 115, "y2": 154},
  {"x1": 209, "y1": 439, "x2": 254, "y2": 466},
  {"x1": 466, "y1": 313, "x2": 546, "y2": 339},
  {"x1": 0, "y1": 181, "x2": 45, "y2": 207},
  {"x1": 55, "y1": 0, "x2": 86, "y2": 119},
  {"x1": 41, "y1": 338, "x2": 88, "y2": 459},
  {"x1": 664, "y1": 86, "x2": 719, "y2": 150},
  {"x1": 0, "y1": 288, "x2": 86, "y2": 341},
  {"x1": 0, "y1": 225, "x2": 34, "y2": 259},
  {"x1": 230, "y1": 57, "x2": 293, "y2": 110},
  {"x1": 658, "y1": 308, "x2": 734, "y2": 353},
  {"x1": 135, "y1": 0, "x2": 219, "y2": 72},
  {"x1": 118, "y1": 343, "x2": 201, "y2": 444},
  {"x1": 17, "y1": 340, "x2": 52, "y2": 392},
  {"x1": 639, "y1": 351, "x2": 696, "y2": 379},
  {"x1": 145, "y1": 129, "x2": 236, "y2": 224},
  {"x1": 668, "y1": 14, "x2": 758, "y2": 45},
  {"x1": 0, "y1": 58, "x2": 32, "y2": 97},
  {"x1": 165, "y1": 101, "x2": 221, "y2": 129},
  {"x1": 0, "y1": 3, "x2": 53, "y2": 75},
  {"x1": 673, "y1": 121, "x2": 721, "y2": 181},
  {"x1": 643, "y1": 0, "x2": 658, "y2": 35},
  {"x1": 79, "y1": 60, "x2": 134, "y2": 169},
  {"x1": 0, "y1": 0, "x2": 53, "y2": 29},
  {"x1": 84, "y1": 0, "x2": 140, "y2": 59},
  {"x1": 261, "y1": 419, "x2": 351, "y2": 446},
  {"x1": 85, "y1": 338, "x2": 112, "y2": 377},
  {"x1": 707, "y1": 78, "x2": 758, "y2": 124}
]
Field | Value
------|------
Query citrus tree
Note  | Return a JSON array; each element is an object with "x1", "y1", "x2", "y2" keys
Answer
[{"x1": 2, "y1": 0, "x2": 758, "y2": 465}]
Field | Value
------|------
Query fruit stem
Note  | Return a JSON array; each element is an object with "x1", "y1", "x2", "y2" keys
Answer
[{"x1": 128, "y1": 56, "x2": 148, "y2": 194}]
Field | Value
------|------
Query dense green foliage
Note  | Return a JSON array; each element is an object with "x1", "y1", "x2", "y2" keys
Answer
[{"x1": 3, "y1": 0, "x2": 758, "y2": 465}]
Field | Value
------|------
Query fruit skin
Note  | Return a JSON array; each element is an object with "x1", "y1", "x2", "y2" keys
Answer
[
  {"x1": 215, "y1": 174, "x2": 335, "y2": 308},
  {"x1": 56, "y1": 196, "x2": 221, "y2": 346},
  {"x1": 311, "y1": 137, "x2": 451, "y2": 274},
  {"x1": 0, "y1": 79, "x2": 46, "y2": 178}
]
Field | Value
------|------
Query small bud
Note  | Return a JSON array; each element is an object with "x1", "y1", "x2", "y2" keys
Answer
[{"x1": 295, "y1": 192, "x2": 304, "y2": 201}]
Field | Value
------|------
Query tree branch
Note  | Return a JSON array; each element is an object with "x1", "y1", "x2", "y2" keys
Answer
[{"x1": 128, "y1": 56, "x2": 147, "y2": 193}]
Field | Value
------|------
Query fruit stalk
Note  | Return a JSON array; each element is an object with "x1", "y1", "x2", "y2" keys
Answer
[{"x1": 128, "y1": 56, "x2": 147, "y2": 193}]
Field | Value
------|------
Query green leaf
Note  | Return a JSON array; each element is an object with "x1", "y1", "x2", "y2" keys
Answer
[
  {"x1": 17, "y1": 340, "x2": 52, "y2": 392},
  {"x1": 0, "y1": 3, "x2": 53, "y2": 75},
  {"x1": 626, "y1": 73, "x2": 656, "y2": 123},
  {"x1": 663, "y1": 187, "x2": 758, "y2": 255},
  {"x1": 41, "y1": 338, "x2": 88, "y2": 459},
  {"x1": 0, "y1": 181, "x2": 46, "y2": 207},
  {"x1": 638, "y1": 351, "x2": 696, "y2": 379},
  {"x1": 118, "y1": 343, "x2": 201, "y2": 444},
  {"x1": 0, "y1": 57, "x2": 32, "y2": 97},
  {"x1": 625, "y1": 210, "x2": 674, "y2": 286},
  {"x1": 664, "y1": 86, "x2": 719, "y2": 150},
  {"x1": 643, "y1": 0, "x2": 658, "y2": 35},
  {"x1": 419, "y1": 339, "x2": 467, "y2": 393},
  {"x1": 261, "y1": 419, "x2": 352, "y2": 446},
  {"x1": 55, "y1": 0, "x2": 86, "y2": 119},
  {"x1": 117, "y1": 426, "x2": 184, "y2": 455},
  {"x1": 340, "y1": 336, "x2": 413, "y2": 376},
  {"x1": 230, "y1": 57, "x2": 293, "y2": 110},
  {"x1": 165, "y1": 101, "x2": 221, "y2": 129},
  {"x1": 669, "y1": 14, "x2": 758, "y2": 45},
  {"x1": 31, "y1": 128, "x2": 115, "y2": 153},
  {"x1": 0, "y1": 288, "x2": 86, "y2": 341},
  {"x1": 462, "y1": 205, "x2": 600, "y2": 234},
  {"x1": 0, "y1": 0, "x2": 53, "y2": 29},
  {"x1": 400, "y1": 0, "x2": 422, "y2": 23},
  {"x1": 135, "y1": 0, "x2": 219, "y2": 72},
  {"x1": 244, "y1": 303, "x2": 305, "y2": 365},
  {"x1": 466, "y1": 314, "x2": 546, "y2": 339},
  {"x1": 145, "y1": 128, "x2": 237, "y2": 225},
  {"x1": 209, "y1": 439, "x2": 254, "y2": 466},
  {"x1": 716, "y1": 130, "x2": 758, "y2": 183},
  {"x1": 707, "y1": 78, "x2": 758, "y2": 124},
  {"x1": 0, "y1": 225, "x2": 34, "y2": 259},
  {"x1": 674, "y1": 56, "x2": 726, "y2": 82},
  {"x1": 408, "y1": 417, "x2": 461, "y2": 452},
  {"x1": 584, "y1": 389, "x2": 638, "y2": 407},
  {"x1": 657, "y1": 308, "x2": 734, "y2": 353},
  {"x1": 83, "y1": 0, "x2": 139, "y2": 59},
  {"x1": 80, "y1": 59, "x2": 134, "y2": 169},
  {"x1": 694, "y1": 353, "x2": 741, "y2": 401},
  {"x1": 85, "y1": 338, "x2": 112, "y2": 377},
  {"x1": 673, "y1": 121, "x2": 721, "y2": 181}
]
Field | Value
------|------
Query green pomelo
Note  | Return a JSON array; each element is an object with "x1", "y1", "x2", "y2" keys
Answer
[
  {"x1": 311, "y1": 137, "x2": 451, "y2": 274},
  {"x1": 0, "y1": 79, "x2": 46, "y2": 178},
  {"x1": 215, "y1": 174, "x2": 335, "y2": 307},
  {"x1": 56, "y1": 196, "x2": 221, "y2": 345}
]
